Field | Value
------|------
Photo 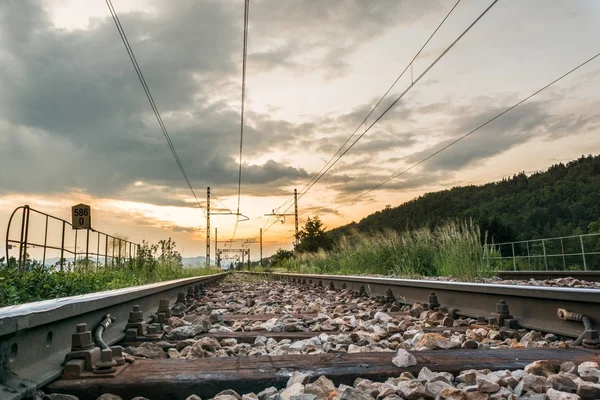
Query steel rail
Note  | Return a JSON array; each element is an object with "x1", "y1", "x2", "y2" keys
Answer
[
  {"x1": 0, "y1": 272, "x2": 227, "y2": 400},
  {"x1": 263, "y1": 272, "x2": 600, "y2": 338}
]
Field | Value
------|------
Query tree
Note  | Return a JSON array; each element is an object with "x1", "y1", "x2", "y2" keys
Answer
[
  {"x1": 296, "y1": 216, "x2": 333, "y2": 253},
  {"x1": 270, "y1": 248, "x2": 294, "y2": 266}
]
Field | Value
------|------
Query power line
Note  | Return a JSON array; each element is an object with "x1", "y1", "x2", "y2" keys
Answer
[
  {"x1": 264, "y1": 0, "x2": 497, "y2": 234},
  {"x1": 104, "y1": 0, "x2": 204, "y2": 213},
  {"x1": 288, "y1": 0, "x2": 463, "y2": 208},
  {"x1": 294, "y1": 0, "x2": 497, "y2": 203},
  {"x1": 335, "y1": 50, "x2": 600, "y2": 210},
  {"x1": 232, "y1": 0, "x2": 250, "y2": 241},
  {"x1": 212, "y1": 193, "x2": 234, "y2": 213}
]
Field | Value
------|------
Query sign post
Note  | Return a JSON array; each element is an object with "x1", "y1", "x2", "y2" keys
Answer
[{"x1": 72, "y1": 204, "x2": 91, "y2": 230}]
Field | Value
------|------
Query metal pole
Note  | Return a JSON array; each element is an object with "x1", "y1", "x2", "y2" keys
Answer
[
  {"x1": 294, "y1": 188, "x2": 298, "y2": 248},
  {"x1": 248, "y1": 249, "x2": 250, "y2": 269},
  {"x1": 526, "y1": 241, "x2": 531, "y2": 269},
  {"x1": 260, "y1": 228, "x2": 263, "y2": 266},
  {"x1": 206, "y1": 187, "x2": 210, "y2": 267},
  {"x1": 118, "y1": 239, "x2": 122, "y2": 264},
  {"x1": 23, "y1": 206, "x2": 30, "y2": 270},
  {"x1": 112, "y1": 237, "x2": 115, "y2": 267},
  {"x1": 214, "y1": 228, "x2": 218, "y2": 268},
  {"x1": 60, "y1": 221, "x2": 66, "y2": 271},
  {"x1": 105, "y1": 235, "x2": 109, "y2": 267},
  {"x1": 42, "y1": 215, "x2": 48, "y2": 267},
  {"x1": 560, "y1": 238, "x2": 566, "y2": 270},
  {"x1": 511, "y1": 242, "x2": 516, "y2": 271},
  {"x1": 85, "y1": 228, "x2": 90, "y2": 270},
  {"x1": 18, "y1": 207, "x2": 26, "y2": 270},
  {"x1": 129, "y1": 242, "x2": 132, "y2": 263},
  {"x1": 580, "y1": 235, "x2": 587, "y2": 271},
  {"x1": 542, "y1": 239, "x2": 548, "y2": 271},
  {"x1": 74, "y1": 229, "x2": 78, "y2": 266},
  {"x1": 97, "y1": 232, "x2": 100, "y2": 268}
]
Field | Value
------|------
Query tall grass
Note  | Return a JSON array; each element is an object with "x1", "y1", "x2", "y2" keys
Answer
[{"x1": 294, "y1": 219, "x2": 493, "y2": 280}]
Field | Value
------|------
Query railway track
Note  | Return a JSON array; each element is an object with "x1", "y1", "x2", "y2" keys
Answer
[{"x1": 1, "y1": 272, "x2": 600, "y2": 400}]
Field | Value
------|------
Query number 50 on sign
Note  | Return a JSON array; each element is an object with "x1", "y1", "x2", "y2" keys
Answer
[{"x1": 72, "y1": 204, "x2": 91, "y2": 229}]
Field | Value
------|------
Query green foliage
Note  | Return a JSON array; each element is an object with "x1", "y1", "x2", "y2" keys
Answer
[
  {"x1": 297, "y1": 216, "x2": 333, "y2": 253},
  {"x1": 0, "y1": 238, "x2": 220, "y2": 307},
  {"x1": 296, "y1": 220, "x2": 492, "y2": 280},
  {"x1": 330, "y1": 154, "x2": 600, "y2": 243}
]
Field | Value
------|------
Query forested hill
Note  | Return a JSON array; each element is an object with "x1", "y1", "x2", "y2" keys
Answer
[{"x1": 329, "y1": 155, "x2": 600, "y2": 243}]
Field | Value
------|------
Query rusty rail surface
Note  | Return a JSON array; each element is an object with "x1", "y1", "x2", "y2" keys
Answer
[
  {"x1": 259, "y1": 272, "x2": 600, "y2": 339},
  {"x1": 0, "y1": 273, "x2": 227, "y2": 400}
]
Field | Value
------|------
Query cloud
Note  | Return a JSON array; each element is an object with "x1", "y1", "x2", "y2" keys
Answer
[
  {"x1": 403, "y1": 97, "x2": 600, "y2": 173},
  {"x1": 248, "y1": 0, "x2": 441, "y2": 77}
]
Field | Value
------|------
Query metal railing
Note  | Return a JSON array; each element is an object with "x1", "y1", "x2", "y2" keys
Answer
[
  {"x1": 5, "y1": 205, "x2": 139, "y2": 272},
  {"x1": 485, "y1": 232, "x2": 600, "y2": 272}
]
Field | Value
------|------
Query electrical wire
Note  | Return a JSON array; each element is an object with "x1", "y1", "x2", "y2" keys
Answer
[
  {"x1": 105, "y1": 0, "x2": 204, "y2": 214},
  {"x1": 289, "y1": 0, "x2": 463, "y2": 208},
  {"x1": 264, "y1": 0, "x2": 497, "y2": 234},
  {"x1": 294, "y1": 0, "x2": 497, "y2": 203},
  {"x1": 232, "y1": 0, "x2": 250, "y2": 241},
  {"x1": 334, "y1": 50, "x2": 600, "y2": 210}
]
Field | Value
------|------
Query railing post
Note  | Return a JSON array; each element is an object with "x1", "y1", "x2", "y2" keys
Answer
[
  {"x1": 112, "y1": 237, "x2": 115, "y2": 267},
  {"x1": 580, "y1": 235, "x2": 587, "y2": 271},
  {"x1": 526, "y1": 241, "x2": 531, "y2": 269},
  {"x1": 105, "y1": 235, "x2": 108, "y2": 267},
  {"x1": 96, "y1": 231, "x2": 100, "y2": 268},
  {"x1": 511, "y1": 242, "x2": 517, "y2": 271},
  {"x1": 18, "y1": 206, "x2": 27, "y2": 272},
  {"x1": 85, "y1": 228, "x2": 90, "y2": 271},
  {"x1": 42, "y1": 215, "x2": 48, "y2": 267},
  {"x1": 60, "y1": 221, "x2": 66, "y2": 271},
  {"x1": 560, "y1": 237, "x2": 566, "y2": 270},
  {"x1": 542, "y1": 239, "x2": 548, "y2": 271},
  {"x1": 74, "y1": 229, "x2": 78, "y2": 266},
  {"x1": 118, "y1": 239, "x2": 122, "y2": 265}
]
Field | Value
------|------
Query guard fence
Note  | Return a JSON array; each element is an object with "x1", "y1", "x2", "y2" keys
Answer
[
  {"x1": 5, "y1": 205, "x2": 139, "y2": 272},
  {"x1": 485, "y1": 232, "x2": 600, "y2": 272}
]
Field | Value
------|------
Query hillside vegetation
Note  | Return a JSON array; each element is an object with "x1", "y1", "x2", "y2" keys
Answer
[{"x1": 330, "y1": 154, "x2": 600, "y2": 243}]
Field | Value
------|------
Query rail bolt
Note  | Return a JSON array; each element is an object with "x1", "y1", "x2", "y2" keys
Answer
[
  {"x1": 157, "y1": 299, "x2": 171, "y2": 320},
  {"x1": 385, "y1": 288, "x2": 395, "y2": 303},
  {"x1": 71, "y1": 323, "x2": 94, "y2": 350},
  {"x1": 128, "y1": 305, "x2": 144, "y2": 323},
  {"x1": 176, "y1": 292, "x2": 186, "y2": 304},
  {"x1": 329, "y1": 282, "x2": 335, "y2": 290},
  {"x1": 428, "y1": 292, "x2": 440, "y2": 310},
  {"x1": 94, "y1": 348, "x2": 117, "y2": 374},
  {"x1": 111, "y1": 346, "x2": 125, "y2": 366}
]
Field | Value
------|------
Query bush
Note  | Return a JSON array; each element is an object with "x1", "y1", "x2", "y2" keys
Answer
[{"x1": 0, "y1": 240, "x2": 222, "y2": 307}]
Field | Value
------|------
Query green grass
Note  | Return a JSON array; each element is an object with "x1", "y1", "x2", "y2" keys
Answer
[
  {"x1": 0, "y1": 260, "x2": 222, "y2": 307},
  {"x1": 287, "y1": 219, "x2": 494, "y2": 280}
]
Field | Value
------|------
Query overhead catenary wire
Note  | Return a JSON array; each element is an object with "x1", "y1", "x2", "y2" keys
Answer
[
  {"x1": 104, "y1": 0, "x2": 204, "y2": 214},
  {"x1": 334, "y1": 50, "x2": 600, "y2": 210},
  {"x1": 287, "y1": 0, "x2": 463, "y2": 209},
  {"x1": 232, "y1": 0, "x2": 250, "y2": 241},
  {"x1": 294, "y1": 0, "x2": 497, "y2": 203},
  {"x1": 263, "y1": 0, "x2": 497, "y2": 234}
]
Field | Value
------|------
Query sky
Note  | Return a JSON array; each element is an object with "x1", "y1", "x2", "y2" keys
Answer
[{"x1": 1, "y1": 0, "x2": 599, "y2": 263}]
